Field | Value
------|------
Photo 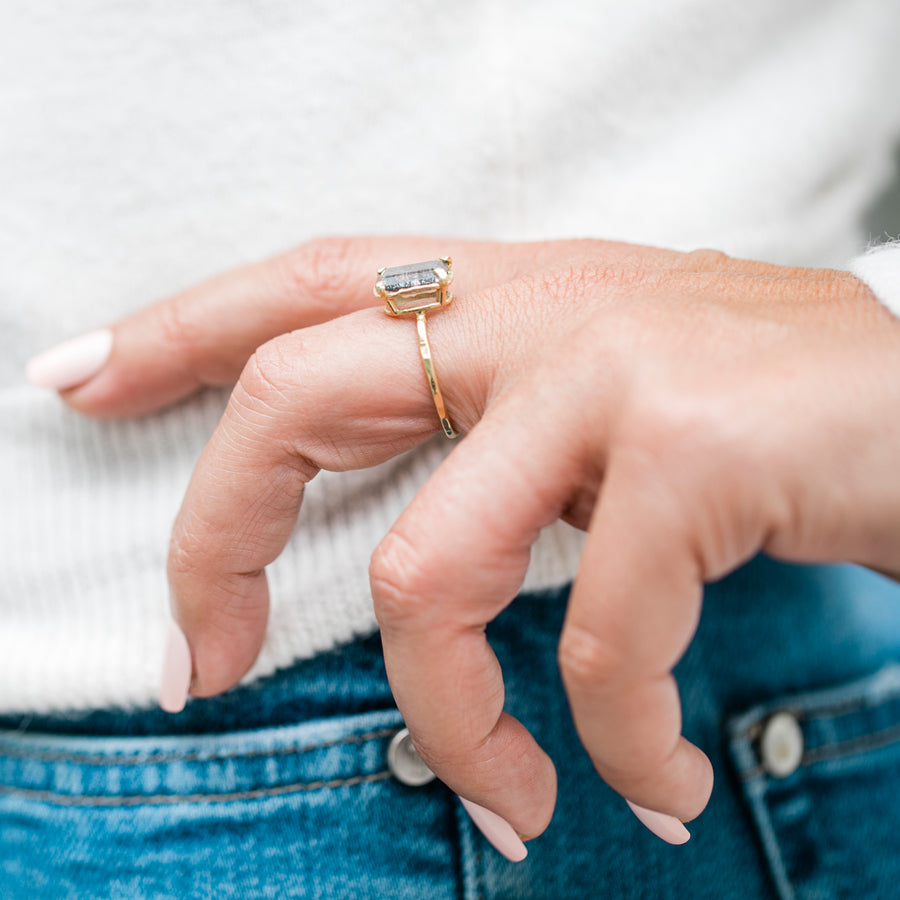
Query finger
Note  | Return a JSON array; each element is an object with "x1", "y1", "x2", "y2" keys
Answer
[
  {"x1": 371, "y1": 392, "x2": 582, "y2": 842},
  {"x1": 167, "y1": 301, "x2": 467, "y2": 698},
  {"x1": 558, "y1": 447, "x2": 714, "y2": 837},
  {"x1": 45, "y1": 237, "x2": 555, "y2": 419}
]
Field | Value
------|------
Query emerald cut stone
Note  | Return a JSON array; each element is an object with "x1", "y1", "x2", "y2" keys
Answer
[
  {"x1": 382, "y1": 260, "x2": 445, "y2": 292},
  {"x1": 378, "y1": 257, "x2": 452, "y2": 316}
]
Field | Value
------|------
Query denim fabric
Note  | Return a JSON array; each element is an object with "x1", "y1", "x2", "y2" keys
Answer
[
  {"x1": 728, "y1": 666, "x2": 900, "y2": 900},
  {"x1": 3, "y1": 556, "x2": 900, "y2": 898}
]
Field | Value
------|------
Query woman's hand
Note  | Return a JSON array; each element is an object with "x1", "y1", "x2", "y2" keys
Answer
[{"x1": 41, "y1": 236, "x2": 900, "y2": 848}]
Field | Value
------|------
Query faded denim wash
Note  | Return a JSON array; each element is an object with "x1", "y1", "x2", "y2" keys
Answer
[{"x1": 3, "y1": 556, "x2": 900, "y2": 898}]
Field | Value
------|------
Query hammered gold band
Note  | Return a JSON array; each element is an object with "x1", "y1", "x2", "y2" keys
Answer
[
  {"x1": 375, "y1": 257, "x2": 458, "y2": 439},
  {"x1": 415, "y1": 309, "x2": 456, "y2": 438}
]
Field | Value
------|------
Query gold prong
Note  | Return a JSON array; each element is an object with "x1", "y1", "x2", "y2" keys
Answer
[
  {"x1": 374, "y1": 280, "x2": 386, "y2": 298},
  {"x1": 377, "y1": 267, "x2": 385, "y2": 276}
]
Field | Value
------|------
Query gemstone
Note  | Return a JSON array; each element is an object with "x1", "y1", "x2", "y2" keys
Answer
[{"x1": 382, "y1": 260, "x2": 445, "y2": 293}]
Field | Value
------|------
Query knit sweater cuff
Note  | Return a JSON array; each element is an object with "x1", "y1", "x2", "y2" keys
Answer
[{"x1": 849, "y1": 243, "x2": 900, "y2": 317}]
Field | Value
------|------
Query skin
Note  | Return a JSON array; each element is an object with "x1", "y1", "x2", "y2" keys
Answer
[{"x1": 61, "y1": 236, "x2": 900, "y2": 840}]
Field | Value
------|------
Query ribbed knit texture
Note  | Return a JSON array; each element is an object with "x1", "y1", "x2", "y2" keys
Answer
[
  {"x1": 2, "y1": 0, "x2": 900, "y2": 711},
  {"x1": 1, "y1": 386, "x2": 582, "y2": 710}
]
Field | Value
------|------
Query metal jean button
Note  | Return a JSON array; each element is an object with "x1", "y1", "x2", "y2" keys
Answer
[
  {"x1": 759, "y1": 711, "x2": 804, "y2": 778},
  {"x1": 387, "y1": 727, "x2": 436, "y2": 787}
]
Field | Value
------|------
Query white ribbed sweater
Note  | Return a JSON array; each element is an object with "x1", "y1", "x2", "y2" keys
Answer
[{"x1": 2, "y1": 0, "x2": 900, "y2": 712}]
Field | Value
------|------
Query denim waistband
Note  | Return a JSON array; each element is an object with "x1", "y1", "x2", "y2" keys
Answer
[{"x1": 0, "y1": 708, "x2": 404, "y2": 808}]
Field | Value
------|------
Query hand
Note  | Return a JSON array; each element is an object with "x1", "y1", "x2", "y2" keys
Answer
[{"x1": 45, "y1": 236, "x2": 900, "y2": 849}]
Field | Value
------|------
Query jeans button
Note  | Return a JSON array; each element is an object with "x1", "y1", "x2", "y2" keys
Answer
[
  {"x1": 387, "y1": 727, "x2": 436, "y2": 787},
  {"x1": 759, "y1": 711, "x2": 804, "y2": 778}
]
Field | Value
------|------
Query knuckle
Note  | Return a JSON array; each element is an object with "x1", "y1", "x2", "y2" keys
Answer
[
  {"x1": 558, "y1": 624, "x2": 628, "y2": 693},
  {"x1": 370, "y1": 531, "x2": 436, "y2": 628},
  {"x1": 155, "y1": 298, "x2": 209, "y2": 380},
  {"x1": 683, "y1": 247, "x2": 732, "y2": 271},
  {"x1": 631, "y1": 399, "x2": 703, "y2": 456},
  {"x1": 280, "y1": 236, "x2": 358, "y2": 313},
  {"x1": 228, "y1": 339, "x2": 323, "y2": 479},
  {"x1": 237, "y1": 335, "x2": 301, "y2": 413},
  {"x1": 621, "y1": 385, "x2": 738, "y2": 466}
]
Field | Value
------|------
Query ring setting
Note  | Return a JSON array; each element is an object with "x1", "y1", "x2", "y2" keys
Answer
[{"x1": 376, "y1": 257, "x2": 458, "y2": 439}]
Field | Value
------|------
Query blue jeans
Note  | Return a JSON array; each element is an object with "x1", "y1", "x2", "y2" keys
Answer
[{"x1": 3, "y1": 556, "x2": 900, "y2": 898}]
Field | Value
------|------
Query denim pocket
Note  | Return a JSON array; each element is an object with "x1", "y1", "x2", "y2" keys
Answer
[
  {"x1": 0, "y1": 707, "x2": 460, "y2": 900},
  {"x1": 727, "y1": 664, "x2": 900, "y2": 900}
]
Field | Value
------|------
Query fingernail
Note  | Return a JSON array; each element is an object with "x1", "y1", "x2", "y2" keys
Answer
[
  {"x1": 626, "y1": 800, "x2": 691, "y2": 845},
  {"x1": 459, "y1": 796, "x2": 528, "y2": 862},
  {"x1": 159, "y1": 617, "x2": 192, "y2": 714},
  {"x1": 25, "y1": 328, "x2": 113, "y2": 390}
]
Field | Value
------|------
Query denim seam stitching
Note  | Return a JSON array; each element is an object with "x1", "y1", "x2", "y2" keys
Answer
[
  {"x1": 0, "y1": 726, "x2": 398, "y2": 767},
  {"x1": 735, "y1": 714, "x2": 900, "y2": 782},
  {"x1": 794, "y1": 689, "x2": 900, "y2": 721},
  {"x1": 0, "y1": 769, "x2": 392, "y2": 807},
  {"x1": 801, "y1": 720, "x2": 900, "y2": 765},
  {"x1": 738, "y1": 690, "x2": 900, "y2": 741}
]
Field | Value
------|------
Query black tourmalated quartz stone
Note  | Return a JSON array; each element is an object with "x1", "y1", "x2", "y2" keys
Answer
[{"x1": 382, "y1": 260, "x2": 445, "y2": 292}]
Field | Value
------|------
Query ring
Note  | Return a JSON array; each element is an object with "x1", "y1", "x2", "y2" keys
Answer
[{"x1": 375, "y1": 257, "x2": 458, "y2": 439}]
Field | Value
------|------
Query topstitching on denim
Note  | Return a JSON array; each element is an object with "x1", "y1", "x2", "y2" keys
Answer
[
  {"x1": 0, "y1": 770, "x2": 393, "y2": 807},
  {"x1": 0, "y1": 725, "x2": 398, "y2": 766},
  {"x1": 0, "y1": 708, "x2": 405, "y2": 807},
  {"x1": 728, "y1": 663, "x2": 900, "y2": 780},
  {"x1": 726, "y1": 662, "x2": 900, "y2": 900}
]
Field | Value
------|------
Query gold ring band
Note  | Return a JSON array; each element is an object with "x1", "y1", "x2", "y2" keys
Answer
[
  {"x1": 375, "y1": 257, "x2": 458, "y2": 439},
  {"x1": 415, "y1": 309, "x2": 456, "y2": 438}
]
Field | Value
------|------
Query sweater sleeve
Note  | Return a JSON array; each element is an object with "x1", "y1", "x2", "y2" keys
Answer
[{"x1": 849, "y1": 243, "x2": 900, "y2": 317}]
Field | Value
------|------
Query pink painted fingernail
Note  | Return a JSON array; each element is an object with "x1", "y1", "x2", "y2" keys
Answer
[
  {"x1": 159, "y1": 617, "x2": 192, "y2": 714},
  {"x1": 626, "y1": 800, "x2": 690, "y2": 845},
  {"x1": 26, "y1": 328, "x2": 113, "y2": 390},
  {"x1": 459, "y1": 797, "x2": 528, "y2": 862}
]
